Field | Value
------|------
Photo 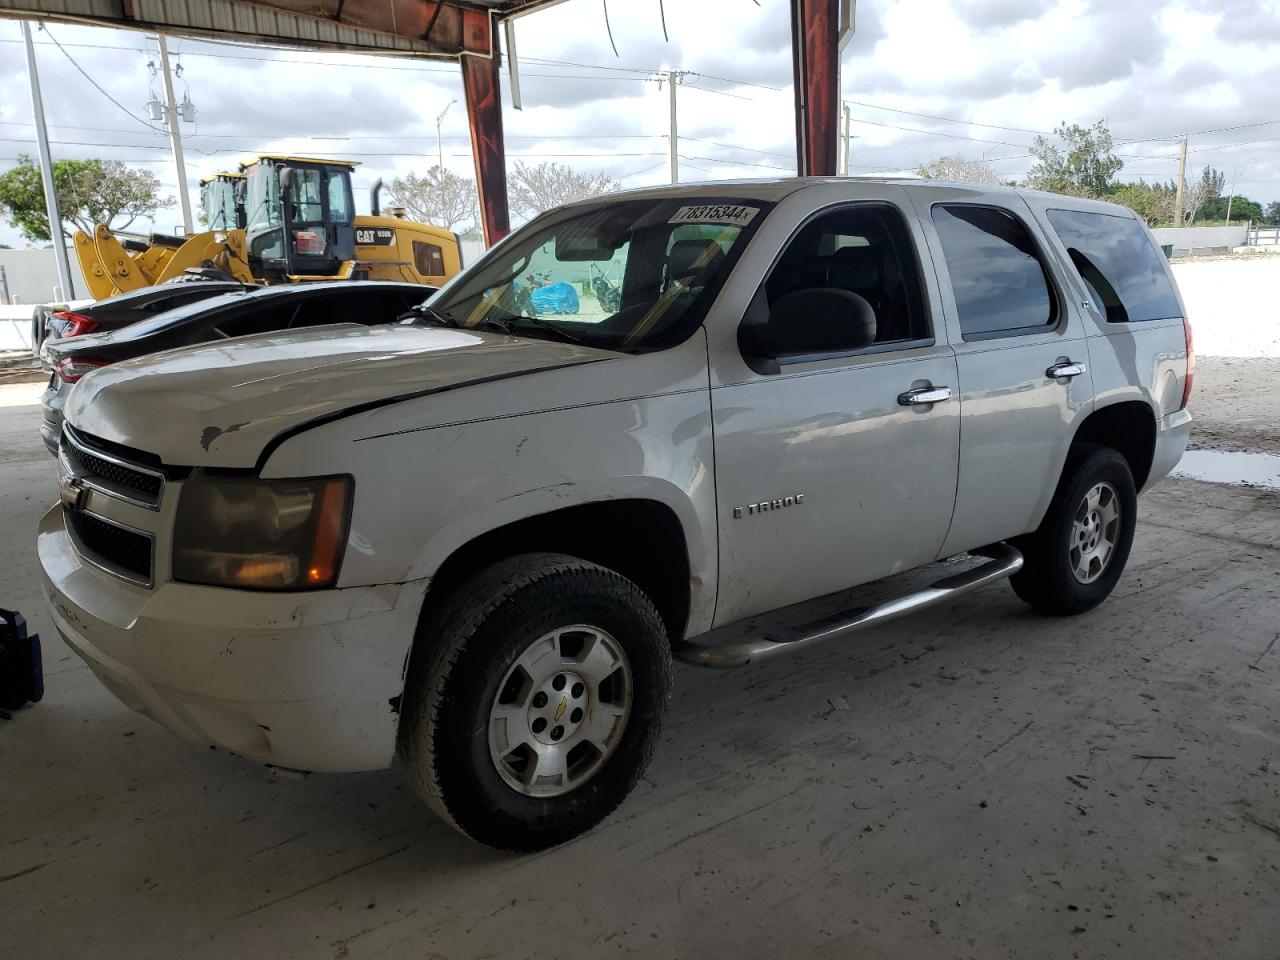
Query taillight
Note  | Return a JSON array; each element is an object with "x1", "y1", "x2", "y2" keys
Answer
[
  {"x1": 53, "y1": 311, "x2": 99, "y2": 337},
  {"x1": 55, "y1": 357, "x2": 107, "y2": 383},
  {"x1": 1181, "y1": 317, "x2": 1195, "y2": 410}
]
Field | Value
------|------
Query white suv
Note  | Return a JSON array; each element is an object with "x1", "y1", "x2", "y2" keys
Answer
[{"x1": 40, "y1": 178, "x2": 1192, "y2": 849}]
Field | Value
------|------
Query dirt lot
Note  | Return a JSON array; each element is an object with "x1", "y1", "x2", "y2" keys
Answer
[
  {"x1": 1, "y1": 364, "x2": 1279, "y2": 959},
  {"x1": 1189, "y1": 357, "x2": 1280, "y2": 454}
]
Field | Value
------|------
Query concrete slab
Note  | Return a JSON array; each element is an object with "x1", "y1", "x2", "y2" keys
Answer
[{"x1": 2, "y1": 386, "x2": 1278, "y2": 960}]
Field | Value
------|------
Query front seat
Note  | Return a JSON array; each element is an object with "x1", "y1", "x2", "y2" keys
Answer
[{"x1": 666, "y1": 238, "x2": 726, "y2": 290}]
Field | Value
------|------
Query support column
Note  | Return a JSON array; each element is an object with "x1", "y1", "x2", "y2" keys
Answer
[
  {"x1": 461, "y1": 52, "x2": 510, "y2": 247},
  {"x1": 791, "y1": 0, "x2": 840, "y2": 177}
]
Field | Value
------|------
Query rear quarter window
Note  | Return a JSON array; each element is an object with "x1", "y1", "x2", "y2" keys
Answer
[{"x1": 1045, "y1": 209, "x2": 1182, "y2": 323}]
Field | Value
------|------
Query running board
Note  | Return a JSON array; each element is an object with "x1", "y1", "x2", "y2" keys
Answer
[{"x1": 673, "y1": 544, "x2": 1024, "y2": 668}]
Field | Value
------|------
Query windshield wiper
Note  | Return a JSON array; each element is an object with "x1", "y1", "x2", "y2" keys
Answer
[
  {"x1": 479, "y1": 313, "x2": 583, "y2": 344},
  {"x1": 401, "y1": 304, "x2": 461, "y2": 328}
]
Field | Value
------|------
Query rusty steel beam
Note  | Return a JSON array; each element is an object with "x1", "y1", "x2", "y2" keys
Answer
[
  {"x1": 0, "y1": 0, "x2": 564, "y2": 58},
  {"x1": 462, "y1": 50, "x2": 511, "y2": 247},
  {"x1": 790, "y1": 0, "x2": 840, "y2": 177}
]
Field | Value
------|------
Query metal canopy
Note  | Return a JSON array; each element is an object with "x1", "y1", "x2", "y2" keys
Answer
[
  {"x1": 3, "y1": 0, "x2": 842, "y2": 246},
  {"x1": 0, "y1": 0, "x2": 564, "y2": 58}
]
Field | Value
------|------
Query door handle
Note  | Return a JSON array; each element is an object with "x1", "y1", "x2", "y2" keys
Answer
[
  {"x1": 898, "y1": 385, "x2": 953, "y2": 406},
  {"x1": 1046, "y1": 361, "x2": 1087, "y2": 379}
]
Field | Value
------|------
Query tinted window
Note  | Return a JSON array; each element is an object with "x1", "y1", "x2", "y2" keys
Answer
[
  {"x1": 1046, "y1": 209, "x2": 1181, "y2": 323},
  {"x1": 765, "y1": 203, "x2": 929, "y2": 349},
  {"x1": 413, "y1": 241, "x2": 445, "y2": 277},
  {"x1": 932, "y1": 205, "x2": 1055, "y2": 338}
]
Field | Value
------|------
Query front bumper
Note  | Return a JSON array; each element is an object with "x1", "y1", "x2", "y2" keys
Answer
[{"x1": 38, "y1": 506, "x2": 425, "y2": 773}]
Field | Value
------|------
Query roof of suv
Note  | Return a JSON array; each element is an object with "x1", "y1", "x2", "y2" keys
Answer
[{"x1": 557, "y1": 176, "x2": 1139, "y2": 221}]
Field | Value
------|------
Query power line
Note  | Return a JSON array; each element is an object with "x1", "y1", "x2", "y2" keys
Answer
[
  {"x1": 850, "y1": 116, "x2": 1030, "y2": 148},
  {"x1": 38, "y1": 27, "x2": 165, "y2": 135},
  {"x1": 843, "y1": 99, "x2": 1052, "y2": 135}
]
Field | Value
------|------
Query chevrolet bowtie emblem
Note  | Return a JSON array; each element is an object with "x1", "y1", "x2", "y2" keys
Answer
[{"x1": 554, "y1": 697, "x2": 567, "y2": 722}]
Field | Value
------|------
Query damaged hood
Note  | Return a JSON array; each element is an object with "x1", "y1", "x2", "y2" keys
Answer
[{"x1": 65, "y1": 323, "x2": 615, "y2": 468}]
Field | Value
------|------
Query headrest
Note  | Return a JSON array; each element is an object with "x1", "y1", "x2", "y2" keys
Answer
[
  {"x1": 668, "y1": 239, "x2": 725, "y2": 282},
  {"x1": 827, "y1": 245, "x2": 883, "y2": 293}
]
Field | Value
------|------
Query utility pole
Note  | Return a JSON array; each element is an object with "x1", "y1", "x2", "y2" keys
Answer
[
  {"x1": 1173, "y1": 136, "x2": 1188, "y2": 227},
  {"x1": 22, "y1": 21, "x2": 75, "y2": 301},
  {"x1": 666, "y1": 70, "x2": 681, "y2": 184},
  {"x1": 436, "y1": 99, "x2": 456, "y2": 173},
  {"x1": 155, "y1": 36, "x2": 193, "y2": 235},
  {"x1": 840, "y1": 102, "x2": 852, "y2": 176}
]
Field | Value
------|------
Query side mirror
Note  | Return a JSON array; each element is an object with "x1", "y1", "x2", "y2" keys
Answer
[
  {"x1": 279, "y1": 167, "x2": 295, "y2": 196},
  {"x1": 742, "y1": 288, "x2": 877, "y2": 359}
]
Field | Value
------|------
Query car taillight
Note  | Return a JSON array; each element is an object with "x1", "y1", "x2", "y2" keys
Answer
[
  {"x1": 1181, "y1": 316, "x2": 1195, "y2": 410},
  {"x1": 53, "y1": 311, "x2": 99, "y2": 337},
  {"x1": 292, "y1": 230, "x2": 326, "y2": 255},
  {"x1": 55, "y1": 357, "x2": 107, "y2": 383}
]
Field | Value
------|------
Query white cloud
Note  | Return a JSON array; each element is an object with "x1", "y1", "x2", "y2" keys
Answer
[{"x1": 1, "y1": 0, "x2": 1278, "y2": 247}]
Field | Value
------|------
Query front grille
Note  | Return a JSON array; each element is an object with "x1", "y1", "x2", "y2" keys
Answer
[
  {"x1": 66, "y1": 510, "x2": 154, "y2": 586},
  {"x1": 61, "y1": 426, "x2": 164, "y2": 508}
]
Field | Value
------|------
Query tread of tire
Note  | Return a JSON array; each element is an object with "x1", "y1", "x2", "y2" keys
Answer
[{"x1": 400, "y1": 551, "x2": 669, "y2": 845}]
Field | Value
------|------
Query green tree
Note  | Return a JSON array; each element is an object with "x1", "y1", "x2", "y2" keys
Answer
[
  {"x1": 1026, "y1": 120, "x2": 1123, "y2": 197},
  {"x1": 1112, "y1": 181, "x2": 1175, "y2": 226},
  {"x1": 1221, "y1": 196, "x2": 1263, "y2": 223},
  {"x1": 1185, "y1": 165, "x2": 1226, "y2": 223},
  {"x1": 1265, "y1": 201, "x2": 1280, "y2": 225},
  {"x1": 0, "y1": 155, "x2": 172, "y2": 241}
]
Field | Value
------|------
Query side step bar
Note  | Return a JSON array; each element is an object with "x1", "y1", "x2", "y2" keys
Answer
[{"x1": 673, "y1": 544, "x2": 1024, "y2": 668}]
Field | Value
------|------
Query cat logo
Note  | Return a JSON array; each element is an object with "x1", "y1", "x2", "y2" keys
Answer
[{"x1": 355, "y1": 227, "x2": 395, "y2": 246}]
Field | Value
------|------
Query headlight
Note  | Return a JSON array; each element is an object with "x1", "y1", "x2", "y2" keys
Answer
[{"x1": 173, "y1": 475, "x2": 352, "y2": 590}]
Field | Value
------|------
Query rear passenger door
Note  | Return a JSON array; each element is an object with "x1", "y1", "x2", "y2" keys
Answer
[{"x1": 909, "y1": 191, "x2": 1094, "y2": 556}]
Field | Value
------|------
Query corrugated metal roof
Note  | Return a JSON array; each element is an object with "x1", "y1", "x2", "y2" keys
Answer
[{"x1": 0, "y1": 0, "x2": 566, "y2": 58}]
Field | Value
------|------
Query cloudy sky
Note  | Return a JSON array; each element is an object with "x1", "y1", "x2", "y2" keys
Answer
[{"x1": 1, "y1": 0, "x2": 1278, "y2": 246}]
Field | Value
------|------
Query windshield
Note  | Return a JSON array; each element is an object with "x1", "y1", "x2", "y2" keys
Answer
[
  {"x1": 245, "y1": 163, "x2": 281, "y2": 234},
  {"x1": 428, "y1": 196, "x2": 770, "y2": 353},
  {"x1": 202, "y1": 179, "x2": 240, "y2": 231}
]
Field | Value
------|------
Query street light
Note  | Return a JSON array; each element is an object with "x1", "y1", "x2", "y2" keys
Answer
[{"x1": 436, "y1": 100, "x2": 456, "y2": 174}]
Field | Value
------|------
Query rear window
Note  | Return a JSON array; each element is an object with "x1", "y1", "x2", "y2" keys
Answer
[
  {"x1": 1045, "y1": 209, "x2": 1182, "y2": 323},
  {"x1": 931, "y1": 204, "x2": 1056, "y2": 339}
]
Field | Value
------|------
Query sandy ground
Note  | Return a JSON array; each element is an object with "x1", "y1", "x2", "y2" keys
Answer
[
  {"x1": 1187, "y1": 357, "x2": 1280, "y2": 454},
  {"x1": 1171, "y1": 257, "x2": 1280, "y2": 360},
  {"x1": 2, "y1": 365, "x2": 1280, "y2": 958}
]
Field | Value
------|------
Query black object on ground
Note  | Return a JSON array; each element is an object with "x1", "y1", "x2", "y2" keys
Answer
[{"x1": 0, "y1": 608, "x2": 43, "y2": 710}]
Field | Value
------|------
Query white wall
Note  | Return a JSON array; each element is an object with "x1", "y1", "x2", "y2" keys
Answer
[
  {"x1": 0, "y1": 248, "x2": 88, "y2": 307},
  {"x1": 1151, "y1": 225, "x2": 1249, "y2": 256}
]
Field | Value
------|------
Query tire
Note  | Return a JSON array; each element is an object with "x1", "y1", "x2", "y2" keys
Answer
[
  {"x1": 1010, "y1": 444, "x2": 1137, "y2": 616},
  {"x1": 398, "y1": 552, "x2": 672, "y2": 851}
]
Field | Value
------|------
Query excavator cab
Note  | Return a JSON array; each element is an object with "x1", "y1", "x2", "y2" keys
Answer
[
  {"x1": 243, "y1": 157, "x2": 357, "y2": 280},
  {"x1": 199, "y1": 172, "x2": 246, "y2": 231}
]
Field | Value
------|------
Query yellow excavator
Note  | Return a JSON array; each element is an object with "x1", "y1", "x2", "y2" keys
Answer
[{"x1": 74, "y1": 156, "x2": 464, "y2": 300}]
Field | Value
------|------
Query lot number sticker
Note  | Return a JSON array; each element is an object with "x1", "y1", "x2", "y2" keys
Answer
[{"x1": 668, "y1": 204, "x2": 760, "y2": 227}]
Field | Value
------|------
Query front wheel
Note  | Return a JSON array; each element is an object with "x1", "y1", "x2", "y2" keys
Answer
[
  {"x1": 399, "y1": 553, "x2": 671, "y2": 851},
  {"x1": 1010, "y1": 445, "x2": 1138, "y2": 616}
]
